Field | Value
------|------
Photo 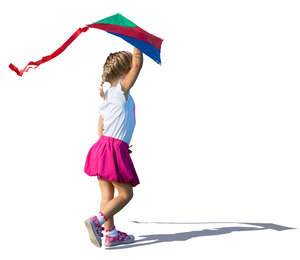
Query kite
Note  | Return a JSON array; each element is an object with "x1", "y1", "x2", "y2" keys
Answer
[{"x1": 9, "y1": 13, "x2": 163, "y2": 77}]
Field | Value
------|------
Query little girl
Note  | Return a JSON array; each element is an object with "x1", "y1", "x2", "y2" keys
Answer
[{"x1": 83, "y1": 47, "x2": 143, "y2": 248}]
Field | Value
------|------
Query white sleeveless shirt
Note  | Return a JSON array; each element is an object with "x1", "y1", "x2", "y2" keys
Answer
[{"x1": 98, "y1": 79, "x2": 136, "y2": 145}]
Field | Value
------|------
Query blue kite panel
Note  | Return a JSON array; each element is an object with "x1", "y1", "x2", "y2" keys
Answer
[{"x1": 106, "y1": 31, "x2": 162, "y2": 65}]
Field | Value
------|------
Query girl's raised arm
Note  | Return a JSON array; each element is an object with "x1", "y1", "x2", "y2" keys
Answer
[{"x1": 121, "y1": 47, "x2": 143, "y2": 92}]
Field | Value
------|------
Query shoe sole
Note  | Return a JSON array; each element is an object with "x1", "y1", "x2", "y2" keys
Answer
[
  {"x1": 105, "y1": 236, "x2": 135, "y2": 247},
  {"x1": 84, "y1": 219, "x2": 102, "y2": 248}
]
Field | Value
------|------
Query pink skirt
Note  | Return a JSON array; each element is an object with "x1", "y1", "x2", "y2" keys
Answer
[{"x1": 84, "y1": 135, "x2": 140, "y2": 187}]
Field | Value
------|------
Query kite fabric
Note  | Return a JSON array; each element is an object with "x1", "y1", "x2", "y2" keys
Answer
[{"x1": 9, "y1": 13, "x2": 163, "y2": 77}]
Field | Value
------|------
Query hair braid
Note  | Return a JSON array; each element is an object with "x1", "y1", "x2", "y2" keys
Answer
[{"x1": 99, "y1": 51, "x2": 132, "y2": 100}]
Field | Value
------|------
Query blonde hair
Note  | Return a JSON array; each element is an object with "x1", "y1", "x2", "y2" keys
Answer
[{"x1": 99, "y1": 51, "x2": 132, "y2": 99}]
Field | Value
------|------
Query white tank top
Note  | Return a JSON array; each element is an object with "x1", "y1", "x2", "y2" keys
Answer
[{"x1": 98, "y1": 79, "x2": 136, "y2": 145}]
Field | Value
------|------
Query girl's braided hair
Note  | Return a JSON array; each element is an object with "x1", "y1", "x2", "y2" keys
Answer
[{"x1": 99, "y1": 51, "x2": 132, "y2": 99}]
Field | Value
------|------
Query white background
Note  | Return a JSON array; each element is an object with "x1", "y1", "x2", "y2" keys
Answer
[{"x1": 1, "y1": 0, "x2": 299, "y2": 259}]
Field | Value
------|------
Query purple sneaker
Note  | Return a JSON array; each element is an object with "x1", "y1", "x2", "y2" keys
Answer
[
  {"x1": 104, "y1": 230, "x2": 135, "y2": 247},
  {"x1": 84, "y1": 216, "x2": 103, "y2": 247}
]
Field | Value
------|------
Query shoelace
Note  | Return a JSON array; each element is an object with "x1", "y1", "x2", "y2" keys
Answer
[
  {"x1": 95, "y1": 225, "x2": 104, "y2": 237},
  {"x1": 118, "y1": 231, "x2": 129, "y2": 239}
]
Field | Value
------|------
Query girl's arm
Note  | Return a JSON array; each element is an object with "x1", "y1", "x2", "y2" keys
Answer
[
  {"x1": 121, "y1": 47, "x2": 143, "y2": 92},
  {"x1": 98, "y1": 114, "x2": 104, "y2": 137}
]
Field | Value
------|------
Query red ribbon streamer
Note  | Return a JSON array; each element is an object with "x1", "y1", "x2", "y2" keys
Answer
[{"x1": 9, "y1": 26, "x2": 89, "y2": 76}]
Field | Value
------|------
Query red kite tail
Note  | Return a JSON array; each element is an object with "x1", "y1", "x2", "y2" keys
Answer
[{"x1": 9, "y1": 26, "x2": 89, "y2": 77}]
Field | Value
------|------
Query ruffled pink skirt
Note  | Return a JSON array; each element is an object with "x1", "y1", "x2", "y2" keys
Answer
[{"x1": 84, "y1": 135, "x2": 140, "y2": 187}]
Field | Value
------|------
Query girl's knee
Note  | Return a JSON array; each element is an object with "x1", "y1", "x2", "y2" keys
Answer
[
  {"x1": 112, "y1": 181, "x2": 133, "y2": 200},
  {"x1": 128, "y1": 190, "x2": 133, "y2": 200},
  {"x1": 120, "y1": 190, "x2": 133, "y2": 201}
]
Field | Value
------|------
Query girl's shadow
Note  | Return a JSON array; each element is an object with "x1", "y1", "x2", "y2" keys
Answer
[{"x1": 105, "y1": 221, "x2": 295, "y2": 250}]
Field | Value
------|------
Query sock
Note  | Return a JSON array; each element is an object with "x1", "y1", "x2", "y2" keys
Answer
[
  {"x1": 96, "y1": 211, "x2": 107, "y2": 225},
  {"x1": 105, "y1": 226, "x2": 118, "y2": 237}
]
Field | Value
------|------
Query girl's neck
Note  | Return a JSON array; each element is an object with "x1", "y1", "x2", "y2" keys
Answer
[
  {"x1": 110, "y1": 75, "x2": 125, "y2": 88},
  {"x1": 110, "y1": 80, "x2": 119, "y2": 88}
]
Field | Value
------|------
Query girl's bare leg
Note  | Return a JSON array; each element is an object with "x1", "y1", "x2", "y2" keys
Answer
[
  {"x1": 98, "y1": 178, "x2": 133, "y2": 221},
  {"x1": 98, "y1": 178, "x2": 115, "y2": 230}
]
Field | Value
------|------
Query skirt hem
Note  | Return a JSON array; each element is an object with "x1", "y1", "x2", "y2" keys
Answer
[{"x1": 84, "y1": 170, "x2": 139, "y2": 187}]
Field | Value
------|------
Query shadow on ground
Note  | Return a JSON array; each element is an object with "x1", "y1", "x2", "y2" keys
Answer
[{"x1": 105, "y1": 221, "x2": 295, "y2": 250}]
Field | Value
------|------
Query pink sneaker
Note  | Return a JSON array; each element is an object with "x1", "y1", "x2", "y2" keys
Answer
[
  {"x1": 104, "y1": 230, "x2": 135, "y2": 247},
  {"x1": 84, "y1": 216, "x2": 104, "y2": 247}
]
